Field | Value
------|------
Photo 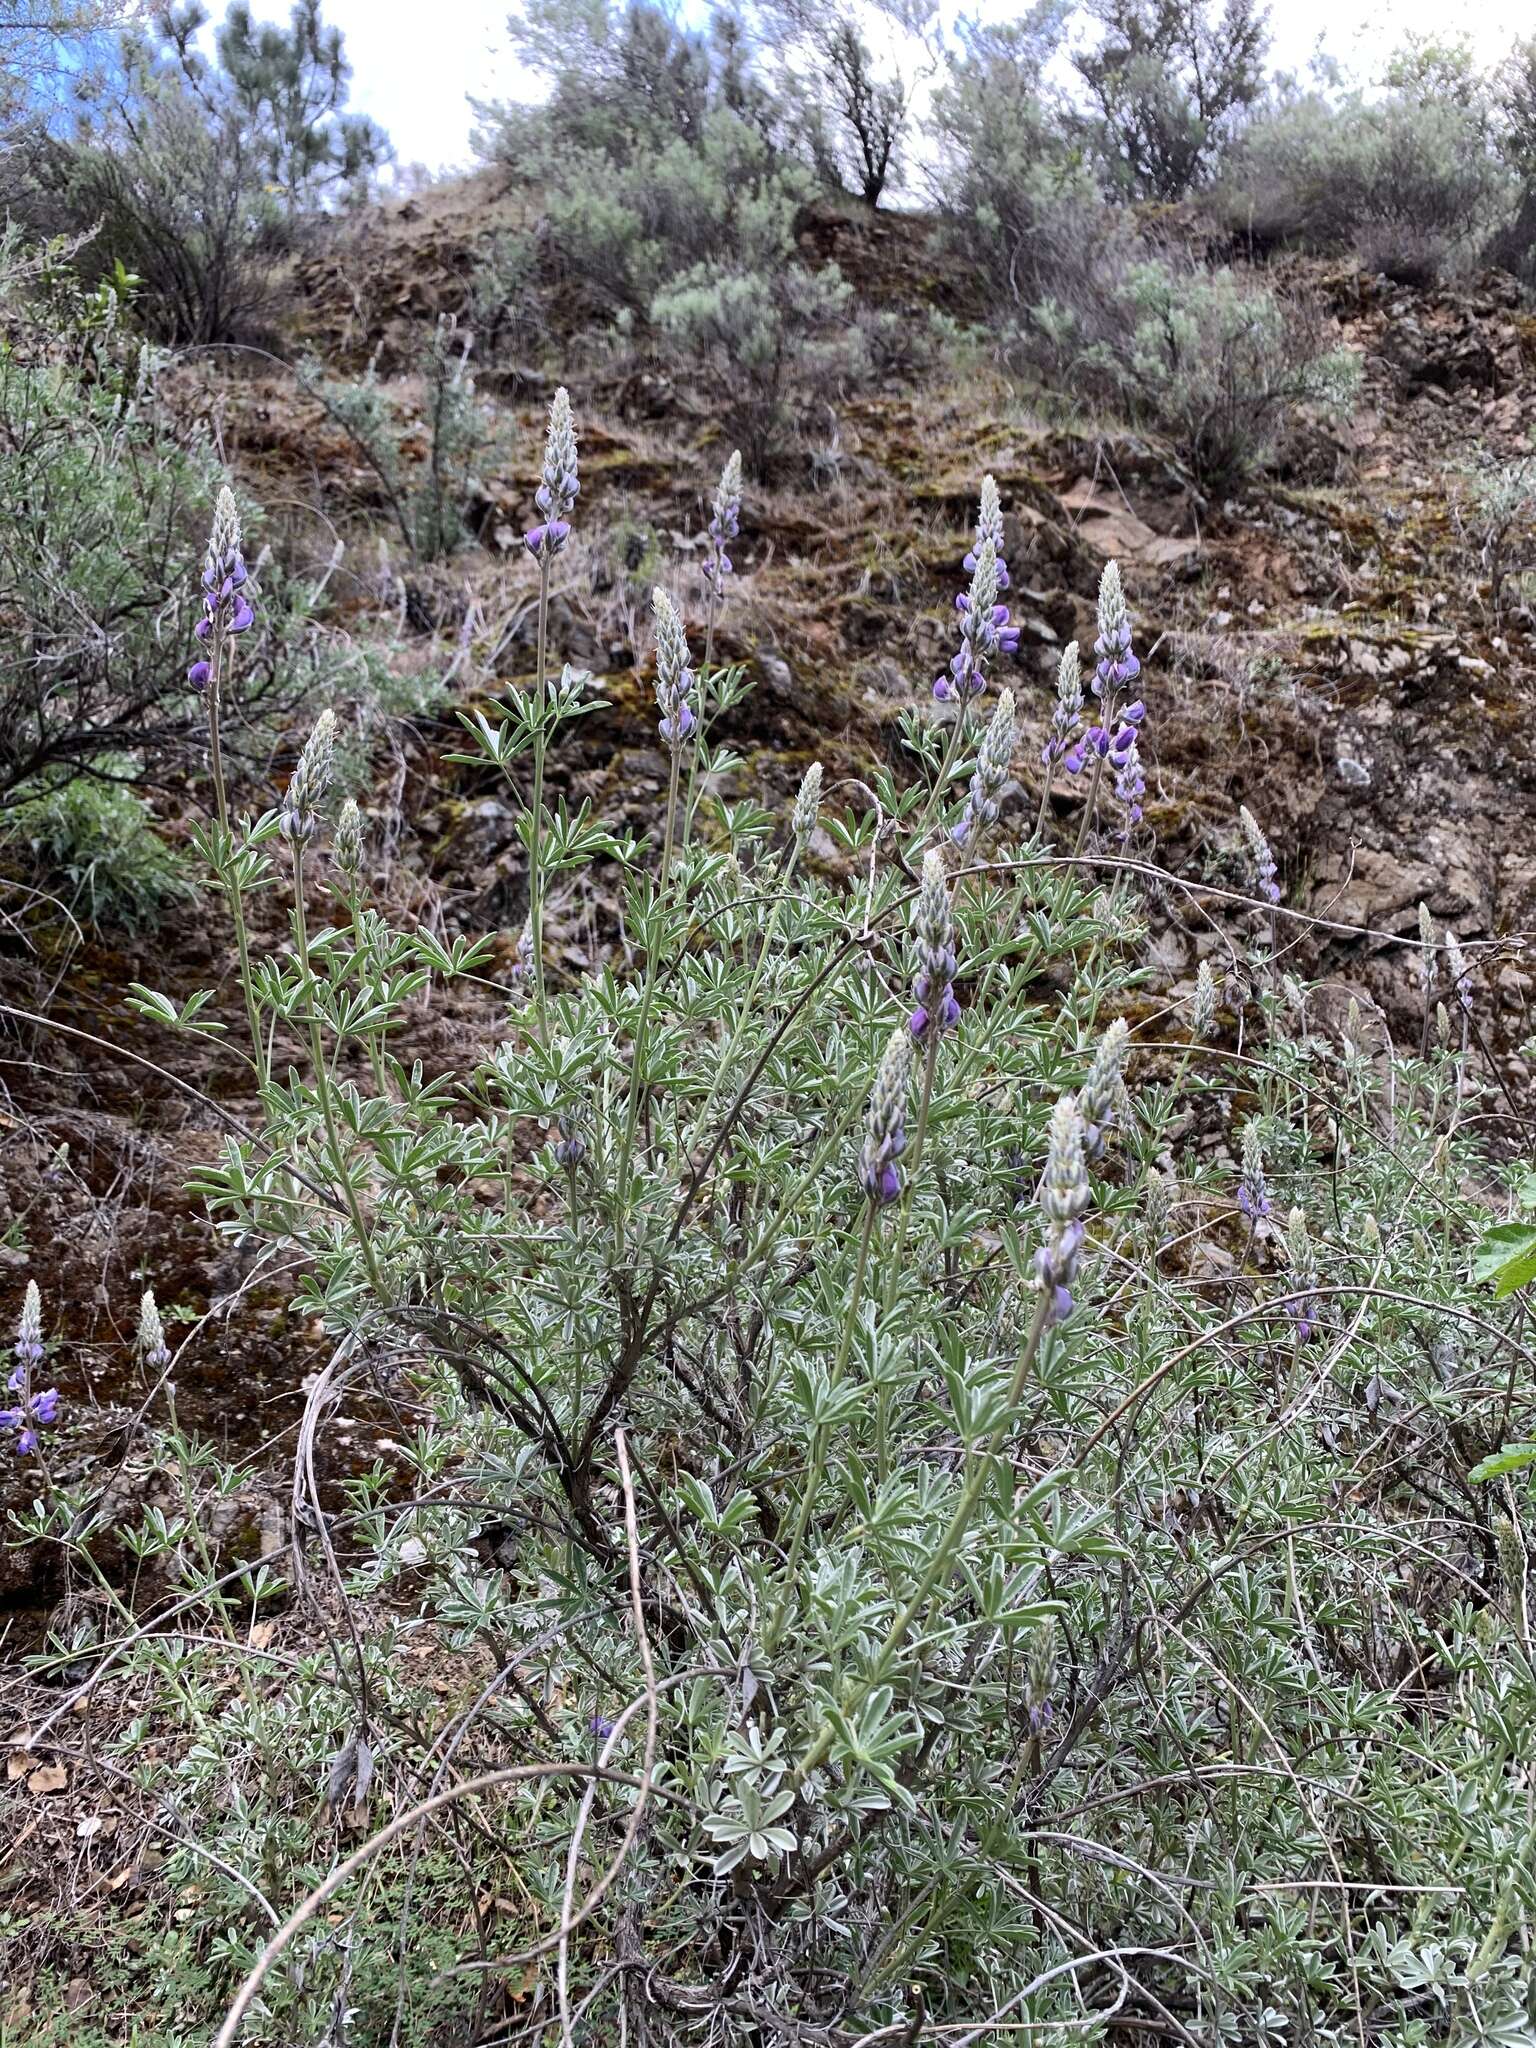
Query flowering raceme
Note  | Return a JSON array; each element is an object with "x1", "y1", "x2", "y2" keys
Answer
[
  {"x1": 860, "y1": 1026, "x2": 913, "y2": 1205},
  {"x1": 952, "y1": 689, "x2": 1017, "y2": 846},
  {"x1": 1283, "y1": 1207, "x2": 1320, "y2": 1340},
  {"x1": 1065, "y1": 561, "x2": 1145, "y2": 779},
  {"x1": 187, "y1": 486, "x2": 254, "y2": 693},
  {"x1": 1238, "y1": 805, "x2": 1280, "y2": 904},
  {"x1": 280, "y1": 709, "x2": 338, "y2": 845},
  {"x1": 525, "y1": 386, "x2": 579, "y2": 560},
  {"x1": 4, "y1": 1281, "x2": 59, "y2": 1457},
  {"x1": 909, "y1": 852, "x2": 961, "y2": 1040},
  {"x1": 1078, "y1": 1018, "x2": 1131, "y2": 1162},
  {"x1": 964, "y1": 474, "x2": 1009, "y2": 591},
  {"x1": 1033, "y1": 1094, "x2": 1091, "y2": 1324},
  {"x1": 934, "y1": 484, "x2": 1020, "y2": 704},
  {"x1": 1238, "y1": 1120, "x2": 1271, "y2": 1222},
  {"x1": 652, "y1": 589, "x2": 695, "y2": 745},
  {"x1": 702, "y1": 450, "x2": 742, "y2": 596},
  {"x1": 1113, "y1": 733, "x2": 1145, "y2": 835},
  {"x1": 1041, "y1": 643, "x2": 1084, "y2": 772}
]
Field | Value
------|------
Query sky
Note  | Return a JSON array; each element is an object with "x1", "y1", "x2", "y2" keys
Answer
[{"x1": 318, "y1": 0, "x2": 1530, "y2": 174}]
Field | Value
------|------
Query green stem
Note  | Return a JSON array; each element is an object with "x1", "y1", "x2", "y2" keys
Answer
[
  {"x1": 659, "y1": 740, "x2": 682, "y2": 895},
  {"x1": 292, "y1": 847, "x2": 388, "y2": 1301},
  {"x1": 346, "y1": 893, "x2": 393, "y2": 1103},
  {"x1": 680, "y1": 582, "x2": 718, "y2": 856},
  {"x1": 613, "y1": 865, "x2": 671, "y2": 1258},
  {"x1": 796, "y1": 1289, "x2": 1053, "y2": 1786},
  {"x1": 682, "y1": 847, "x2": 799, "y2": 1157},
  {"x1": 528, "y1": 553, "x2": 552, "y2": 1042},
  {"x1": 1073, "y1": 748, "x2": 1106, "y2": 859},
  {"x1": 875, "y1": 1026, "x2": 940, "y2": 1481},
  {"x1": 913, "y1": 707, "x2": 969, "y2": 844},
  {"x1": 764, "y1": 1199, "x2": 877, "y2": 1656},
  {"x1": 208, "y1": 632, "x2": 268, "y2": 1093}
]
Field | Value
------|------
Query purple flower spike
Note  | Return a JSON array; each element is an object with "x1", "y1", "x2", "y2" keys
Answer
[
  {"x1": 909, "y1": 854, "x2": 961, "y2": 1042},
  {"x1": 5, "y1": 1282, "x2": 58, "y2": 1457},
  {"x1": 1066, "y1": 564, "x2": 1150, "y2": 804},
  {"x1": 702, "y1": 450, "x2": 742, "y2": 596},
  {"x1": 1238, "y1": 1122, "x2": 1271, "y2": 1224},
  {"x1": 651, "y1": 591, "x2": 695, "y2": 748},
  {"x1": 1113, "y1": 737, "x2": 1145, "y2": 837},
  {"x1": 188, "y1": 487, "x2": 255, "y2": 695},
  {"x1": 1238, "y1": 806, "x2": 1281, "y2": 905},
  {"x1": 860, "y1": 1029, "x2": 913, "y2": 1207},
  {"x1": 933, "y1": 483, "x2": 1019, "y2": 709},
  {"x1": 526, "y1": 390, "x2": 578, "y2": 562},
  {"x1": 14, "y1": 1281, "x2": 43, "y2": 1369}
]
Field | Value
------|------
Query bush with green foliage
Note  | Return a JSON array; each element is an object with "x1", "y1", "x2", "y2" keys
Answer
[
  {"x1": 1218, "y1": 87, "x2": 1509, "y2": 282},
  {"x1": 651, "y1": 243, "x2": 865, "y2": 466},
  {"x1": 1451, "y1": 456, "x2": 1536, "y2": 627},
  {"x1": 2, "y1": 771, "x2": 193, "y2": 936},
  {"x1": 15, "y1": 401, "x2": 1535, "y2": 2046},
  {"x1": 1073, "y1": 0, "x2": 1269, "y2": 199},
  {"x1": 1023, "y1": 251, "x2": 1358, "y2": 493},
  {"x1": 9, "y1": 0, "x2": 388, "y2": 344},
  {"x1": 480, "y1": 0, "x2": 775, "y2": 173},
  {"x1": 542, "y1": 108, "x2": 813, "y2": 316},
  {"x1": 480, "y1": 0, "x2": 880, "y2": 463},
  {"x1": 0, "y1": 256, "x2": 331, "y2": 815},
  {"x1": 0, "y1": 235, "x2": 408, "y2": 960},
  {"x1": 301, "y1": 314, "x2": 489, "y2": 562},
  {"x1": 933, "y1": 10, "x2": 1102, "y2": 304}
]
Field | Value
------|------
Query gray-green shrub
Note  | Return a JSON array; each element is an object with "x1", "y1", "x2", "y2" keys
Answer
[
  {"x1": 932, "y1": 11, "x2": 1102, "y2": 304},
  {"x1": 1023, "y1": 249, "x2": 1358, "y2": 493},
  {"x1": 3, "y1": 770, "x2": 193, "y2": 935},
  {"x1": 302, "y1": 315, "x2": 489, "y2": 562},
  {"x1": 1218, "y1": 88, "x2": 1509, "y2": 281}
]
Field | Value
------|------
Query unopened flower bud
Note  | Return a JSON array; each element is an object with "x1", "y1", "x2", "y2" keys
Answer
[
  {"x1": 281, "y1": 709, "x2": 337, "y2": 845},
  {"x1": 137, "y1": 1288, "x2": 171, "y2": 1371},
  {"x1": 792, "y1": 762, "x2": 822, "y2": 848},
  {"x1": 333, "y1": 797, "x2": 364, "y2": 880},
  {"x1": 860, "y1": 1027, "x2": 913, "y2": 1205},
  {"x1": 909, "y1": 852, "x2": 960, "y2": 1040}
]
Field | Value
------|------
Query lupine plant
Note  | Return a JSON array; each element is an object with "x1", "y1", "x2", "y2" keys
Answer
[{"x1": 15, "y1": 400, "x2": 1536, "y2": 2048}]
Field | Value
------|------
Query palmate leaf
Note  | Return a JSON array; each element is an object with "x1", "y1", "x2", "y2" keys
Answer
[
  {"x1": 1468, "y1": 1443, "x2": 1536, "y2": 1484},
  {"x1": 1471, "y1": 1221, "x2": 1536, "y2": 1298}
]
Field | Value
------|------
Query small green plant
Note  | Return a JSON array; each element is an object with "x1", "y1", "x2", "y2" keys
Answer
[
  {"x1": 1029, "y1": 254, "x2": 1359, "y2": 493},
  {"x1": 3, "y1": 770, "x2": 193, "y2": 935},
  {"x1": 1453, "y1": 456, "x2": 1536, "y2": 626},
  {"x1": 300, "y1": 313, "x2": 488, "y2": 562}
]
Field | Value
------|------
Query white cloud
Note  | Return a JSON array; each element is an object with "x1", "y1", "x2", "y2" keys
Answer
[{"x1": 320, "y1": 0, "x2": 533, "y2": 172}]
